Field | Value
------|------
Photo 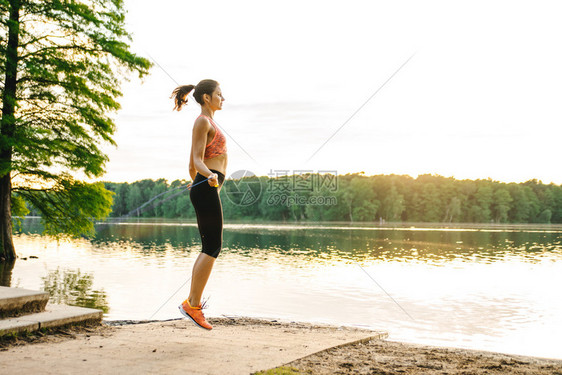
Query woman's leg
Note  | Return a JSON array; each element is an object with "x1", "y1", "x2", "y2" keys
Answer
[
  {"x1": 186, "y1": 170, "x2": 225, "y2": 306},
  {"x1": 188, "y1": 252, "x2": 216, "y2": 307},
  {"x1": 180, "y1": 171, "x2": 225, "y2": 329}
]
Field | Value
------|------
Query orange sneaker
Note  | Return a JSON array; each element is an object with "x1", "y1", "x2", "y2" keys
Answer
[{"x1": 178, "y1": 299, "x2": 213, "y2": 330}]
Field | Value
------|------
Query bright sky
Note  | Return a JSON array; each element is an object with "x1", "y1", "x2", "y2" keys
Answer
[{"x1": 98, "y1": 0, "x2": 562, "y2": 184}]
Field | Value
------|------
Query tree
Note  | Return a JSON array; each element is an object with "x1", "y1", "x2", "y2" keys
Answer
[
  {"x1": 111, "y1": 182, "x2": 129, "y2": 217},
  {"x1": 304, "y1": 178, "x2": 338, "y2": 221},
  {"x1": 509, "y1": 185, "x2": 540, "y2": 222},
  {"x1": 381, "y1": 185, "x2": 405, "y2": 222},
  {"x1": 125, "y1": 184, "x2": 142, "y2": 216},
  {"x1": 492, "y1": 188, "x2": 512, "y2": 223},
  {"x1": 348, "y1": 176, "x2": 379, "y2": 222},
  {"x1": 406, "y1": 191, "x2": 423, "y2": 222},
  {"x1": 419, "y1": 182, "x2": 441, "y2": 222},
  {"x1": 537, "y1": 209, "x2": 552, "y2": 224},
  {"x1": 1, "y1": 0, "x2": 151, "y2": 260},
  {"x1": 473, "y1": 184, "x2": 493, "y2": 222},
  {"x1": 443, "y1": 196, "x2": 461, "y2": 223},
  {"x1": 259, "y1": 184, "x2": 290, "y2": 222},
  {"x1": 551, "y1": 186, "x2": 562, "y2": 223}
]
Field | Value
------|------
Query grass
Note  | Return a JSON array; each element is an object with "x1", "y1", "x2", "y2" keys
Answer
[{"x1": 253, "y1": 366, "x2": 307, "y2": 375}]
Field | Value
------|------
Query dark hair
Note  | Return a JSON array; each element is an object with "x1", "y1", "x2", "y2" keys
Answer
[{"x1": 171, "y1": 79, "x2": 219, "y2": 111}]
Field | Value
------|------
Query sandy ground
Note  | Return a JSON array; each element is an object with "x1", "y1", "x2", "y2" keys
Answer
[
  {"x1": 0, "y1": 317, "x2": 384, "y2": 375},
  {"x1": 2, "y1": 317, "x2": 562, "y2": 375},
  {"x1": 282, "y1": 338, "x2": 562, "y2": 375}
]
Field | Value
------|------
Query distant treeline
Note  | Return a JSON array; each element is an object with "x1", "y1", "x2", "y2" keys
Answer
[{"x1": 23, "y1": 174, "x2": 562, "y2": 223}]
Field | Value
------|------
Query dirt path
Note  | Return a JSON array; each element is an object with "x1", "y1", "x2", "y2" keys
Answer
[
  {"x1": 284, "y1": 338, "x2": 562, "y2": 374},
  {"x1": 0, "y1": 317, "x2": 385, "y2": 375},
  {"x1": 4, "y1": 317, "x2": 561, "y2": 375}
]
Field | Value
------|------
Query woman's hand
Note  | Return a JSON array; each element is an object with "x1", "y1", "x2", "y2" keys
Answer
[
  {"x1": 208, "y1": 173, "x2": 219, "y2": 187},
  {"x1": 186, "y1": 182, "x2": 193, "y2": 190}
]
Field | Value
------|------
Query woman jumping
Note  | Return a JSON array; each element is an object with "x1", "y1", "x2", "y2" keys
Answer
[{"x1": 171, "y1": 79, "x2": 227, "y2": 330}]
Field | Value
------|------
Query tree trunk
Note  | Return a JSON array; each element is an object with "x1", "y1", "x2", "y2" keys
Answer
[
  {"x1": 0, "y1": 0, "x2": 21, "y2": 262},
  {"x1": 0, "y1": 259, "x2": 15, "y2": 286},
  {"x1": 443, "y1": 206, "x2": 450, "y2": 223},
  {"x1": 0, "y1": 174, "x2": 15, "y2": 261}
]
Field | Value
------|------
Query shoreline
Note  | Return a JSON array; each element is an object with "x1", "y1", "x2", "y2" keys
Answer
[
  {"x1": 23, "y1": 215, "x2": 561, "y2": 232},
  {"x1": 85, "y1": 316, "x2": 562, "y2": 374},
  {"x1": 2, "y1": 316, "x2": 562, "y2": 374},
  {"x1": 104, "y1": 317, "x2": 562, "y2": 362},
  {"x1": 279, "y1": 337, "x2": 562, "y2": 375}
]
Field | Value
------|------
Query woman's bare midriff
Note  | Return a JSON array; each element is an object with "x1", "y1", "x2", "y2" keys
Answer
[{"x1": 204, "y1": 153, "x2": 227, "y2": 176}]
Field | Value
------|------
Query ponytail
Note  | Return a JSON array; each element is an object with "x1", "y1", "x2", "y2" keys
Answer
[
  {"x1": 171, "y1": 84, "x2": 196, "y2": 111},
  {"x1": 171, "y1": 80, "x2": 219, "y2": 111}
]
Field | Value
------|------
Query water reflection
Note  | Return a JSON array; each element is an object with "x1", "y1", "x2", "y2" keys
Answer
[
  {"x1": 9, "y1": 219, "x2": 562, "y2": 283},
  {"x1": 42, "y1": 268, "x2": 109, "y2": 313},
  {"x1": 83, "y1": 222, "x2": 562, "y2": 265},
  {"x1": 18, "y1": 218, "x2": 562, "y2": 265},
  {"x1": 9, "y1": 218, "x2": 562, "y2": 359},
  {"x1": 0, "y1": 260, "x2": 15, "y2": 287},
  {"x1": 223, "y1": 225, "x2": 562, "y2": 265}
]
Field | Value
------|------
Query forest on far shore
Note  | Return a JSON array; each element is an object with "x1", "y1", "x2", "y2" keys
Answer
[{"x1": 22, "y1": 173, "x2": 562, "y2": 224}]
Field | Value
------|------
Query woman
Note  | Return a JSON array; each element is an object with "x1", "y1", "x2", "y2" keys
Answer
[{"x1": 171, "y1": 79, "x2": 227, "y2": 330}]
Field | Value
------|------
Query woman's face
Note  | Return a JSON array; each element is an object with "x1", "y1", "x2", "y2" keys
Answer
[{"x1": 205, "y1": 86, "x2": 225, "y2": 111}]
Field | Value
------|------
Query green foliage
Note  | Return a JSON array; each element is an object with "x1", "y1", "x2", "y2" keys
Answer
[
  {"x1": 492, "y1": 188, "x2": 512, "y2": 223},
  {"x1": 4, "y1": 0, "x2": 150, "y2": 176},
  {"x1": 0, "y1": 0, "x2": 151, "y2": 245},
  {"x1": 420, "y1": 183, "x2": 441, "y2": 222},
  {"x1": 509, "y1": 185, "x2": 537, "y2": 222},
  {"x1": 537, "y1": 209, "x2": 552, "y2": 224},
  {"x1": 253, "y1": 367, "x2": 306, "y2": 375},
  {"x1": 10, "y1": 193, "x2": 29, "y2": 231},
  {"x1": 381, "y1": 185, "x2": 405, "y2": 221},
  {"x1": 72, "y1": 173, "x2": 562, "y2": 225},
  {"x1": 443, "y1": 197, "x2": 461, "y2": 223},
  {"x1": 304, "y1": 183, "x2": 340, "y2": 221},
  {"x1": 16, "y1": 175, "x2": 113, "y2": 238},
  {"x1": 348, "y1": 176, "x2": 379, "y2": 221},
  {"x1": 473, "y1": 185, "x2": 493, "y2": 222},
  {"x1": 42, "y1": 267, "x2": 109, "y2": 313},
  {"x1": 126, "y1": 184, "x2": 143, "y2": 216},
  {"x1": 10, "y1": 194, "x2": 28, "y2": 216}
]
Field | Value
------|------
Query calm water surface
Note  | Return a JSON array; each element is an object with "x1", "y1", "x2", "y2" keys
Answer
[{"x1": 3, "y1": 219, "x2": 562, "y2": 359}]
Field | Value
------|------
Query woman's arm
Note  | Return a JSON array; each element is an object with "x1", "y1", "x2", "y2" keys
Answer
[
  {"x1": 191, "y1": 117, "x2": 218, "y2": 187},
  {"x1": 188, "y1": 150, "x2": 197, "y2": 181}
]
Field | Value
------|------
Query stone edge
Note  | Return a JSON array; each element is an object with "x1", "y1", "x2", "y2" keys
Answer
[{"x1": 0, "y1": 305, "x2": 103, "y2": 336}]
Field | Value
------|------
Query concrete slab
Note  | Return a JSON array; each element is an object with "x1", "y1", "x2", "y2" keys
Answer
[
  {"x1": 0, "y1": 304, "x2": 103, "y2": 336},
  {"x1": 0, "y1": 286, "x2": 49, "y2": 318},
  {"x1": 0, "y1": 318, "x2": 387, "y2": 375},
  {"x1": 0, "y1": 318, "x2": 39, "y2": 336},
  {"x1": 20, "y1": 304, "x2": 103, "y2": 329}
]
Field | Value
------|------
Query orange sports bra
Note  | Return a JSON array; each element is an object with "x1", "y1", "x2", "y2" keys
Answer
[{"x1": 198, "y1": 115, "x2": 227, "y2": 160}]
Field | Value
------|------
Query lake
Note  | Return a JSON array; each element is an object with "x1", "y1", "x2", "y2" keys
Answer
[{"x1": 3, "y1": 219, "x2": 562, "y2": 360}]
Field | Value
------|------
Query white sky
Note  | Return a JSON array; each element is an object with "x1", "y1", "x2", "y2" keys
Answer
[{"x1": 97, "y1": 0, "x2": 562, "y2": 184}]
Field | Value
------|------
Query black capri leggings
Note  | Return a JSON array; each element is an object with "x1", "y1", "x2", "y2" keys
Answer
[{"x1": 190, "y1": 169, "x2": 225, "y2": 258}]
